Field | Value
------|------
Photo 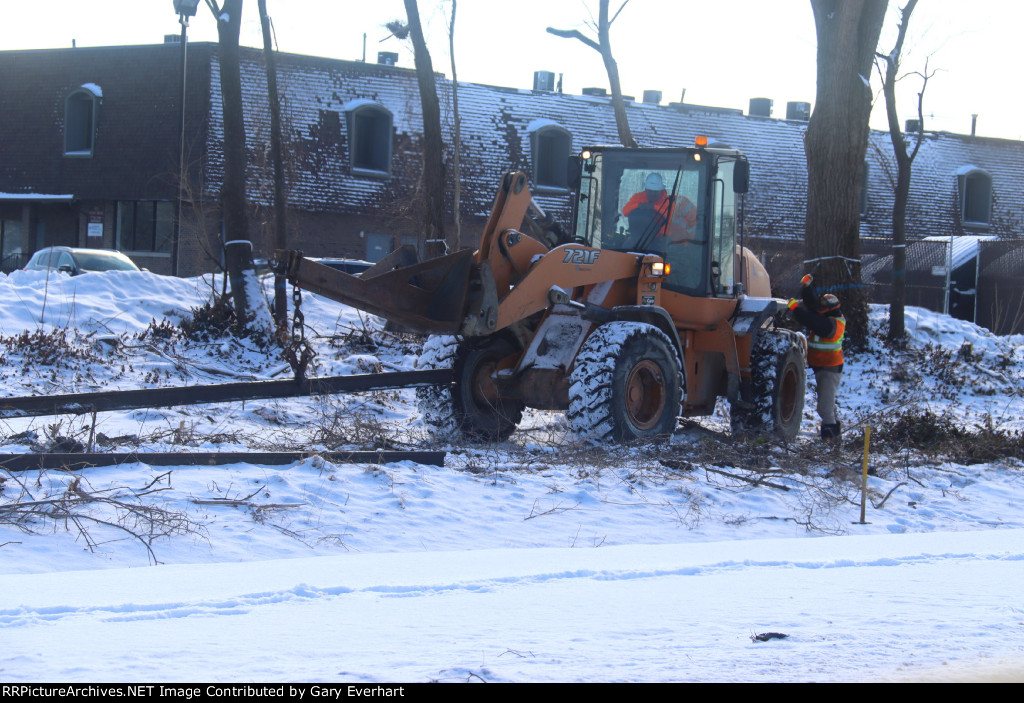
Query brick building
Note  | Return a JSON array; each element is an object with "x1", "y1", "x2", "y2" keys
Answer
[{"x1": 1, "y1": 41, "x2": 1022, "y2": 328}]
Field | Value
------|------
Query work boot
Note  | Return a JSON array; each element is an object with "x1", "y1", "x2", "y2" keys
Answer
[{"x1": 820, "y1": 423, "x2": 841, "y2": 440}]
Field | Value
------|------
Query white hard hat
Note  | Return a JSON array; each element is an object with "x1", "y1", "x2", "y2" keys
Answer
[{"x1": 644, "y1": 173, "x2": 664, "y2": 190}]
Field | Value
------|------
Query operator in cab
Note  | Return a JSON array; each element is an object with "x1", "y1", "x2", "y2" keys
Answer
[{"x1": 621, "y1": 172, "x2": 697, "y2": 246}]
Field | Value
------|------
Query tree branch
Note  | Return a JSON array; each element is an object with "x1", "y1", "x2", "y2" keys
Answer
[{"x1": 545, "y1": 27, "x2": 600, "y2": 52}]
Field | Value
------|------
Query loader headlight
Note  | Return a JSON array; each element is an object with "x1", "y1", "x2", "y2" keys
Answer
[{"x1": 651, "y1": 262, "x2": 671, "y2": 276}]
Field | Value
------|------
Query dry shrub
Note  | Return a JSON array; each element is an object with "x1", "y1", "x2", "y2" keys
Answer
[{"x1": 872, "y1": 409, "x2": 1024, "y2": 463}]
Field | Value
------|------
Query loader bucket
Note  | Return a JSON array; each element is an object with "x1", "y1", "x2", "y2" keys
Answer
[{"x1": 275, "y1": 248, "x2": 476, "y2": 336}]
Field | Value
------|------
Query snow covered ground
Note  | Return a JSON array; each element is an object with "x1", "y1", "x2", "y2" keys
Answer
[{"x1": 1, "y1": 267, "x2": 1022, "y2": 683}]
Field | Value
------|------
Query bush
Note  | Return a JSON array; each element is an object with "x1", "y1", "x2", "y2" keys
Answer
[{"x1": 872, "y1": 409, "x2": 1024, "y2": 463}]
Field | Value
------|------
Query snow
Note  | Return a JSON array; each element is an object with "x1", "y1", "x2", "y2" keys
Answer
[{"x1": 1, "y1": 268, "x2": 1023, "y2": 683}]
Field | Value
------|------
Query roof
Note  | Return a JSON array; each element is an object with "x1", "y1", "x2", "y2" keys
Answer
[
  {"x1": 223, "y1": 46, "x2": 1023, "y2": 240},
  {"x1": 2, "y1": 43, "x2": 1022, "y2": 244}
]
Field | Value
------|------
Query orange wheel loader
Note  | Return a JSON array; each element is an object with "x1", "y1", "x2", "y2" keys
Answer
[{"x1": 276, "y1": 142, "x2": 806, "y2": 443}]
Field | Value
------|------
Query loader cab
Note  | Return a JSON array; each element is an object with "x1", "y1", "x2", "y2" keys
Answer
[{"x1": 573, "y1": 145, "x2": 747, "y2": 298}]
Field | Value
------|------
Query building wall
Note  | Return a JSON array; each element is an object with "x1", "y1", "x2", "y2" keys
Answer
[{"x1": 2, "y1": 43, "x2": 1022, "y2": 284}]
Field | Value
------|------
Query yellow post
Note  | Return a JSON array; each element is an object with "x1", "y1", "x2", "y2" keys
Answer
[{"x1": 858, "y1": 426, "x2": 871, "y2": 524}]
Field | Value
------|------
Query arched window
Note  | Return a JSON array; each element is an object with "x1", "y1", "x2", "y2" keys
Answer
[
  {"x1": 64, "y1": 85, "x2": 101, "y2": 156},
  {"x1": 530, "y1": 123, "x2": 572, "y2": 190},
  {"x1": 959, "y1": 168, "x2": 992, "y2": 227},
  {"x1": 345, "y1": 102, "x2": 393, "y2": 175}
]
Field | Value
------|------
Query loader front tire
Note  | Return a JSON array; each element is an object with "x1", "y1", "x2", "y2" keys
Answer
[
  {"x1": 415, "y1": 335, "x2": 524, "y2": 443},
  {"x1": 568, "y1": 322, "x2": 682, "y2": 443},
  {"x1": 731, "y1": 329, "x2": 805, "y2": 442}
]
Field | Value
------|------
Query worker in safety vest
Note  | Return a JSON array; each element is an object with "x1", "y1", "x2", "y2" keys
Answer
[
  {"x1": 788, "y1": 275, "x2": 845, "y2": 439},
  {"x1": 621, "y1": 173, "x2": 697, "y2": 244}
]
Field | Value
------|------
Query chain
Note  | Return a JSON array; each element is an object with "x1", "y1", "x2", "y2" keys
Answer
[{"x1": 282, "y1": 280, "x2": 316, "y2": 381}]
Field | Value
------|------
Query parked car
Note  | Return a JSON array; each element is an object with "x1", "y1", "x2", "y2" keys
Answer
[{"x1": 24, "y1": 247, "x2": 141, "y2": 275}]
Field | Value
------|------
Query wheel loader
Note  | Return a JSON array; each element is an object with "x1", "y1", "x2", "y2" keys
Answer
[{"x1": 275, "y1": 140, "x2": 806, "y2": 443}]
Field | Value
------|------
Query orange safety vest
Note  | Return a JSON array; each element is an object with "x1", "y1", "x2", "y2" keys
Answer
[
  {"x1": 806, "y1": 315, "x2": 846, "y2": 368},
  {"x1": 622, "y1": 190, "x2": 697, "y2": 242}
]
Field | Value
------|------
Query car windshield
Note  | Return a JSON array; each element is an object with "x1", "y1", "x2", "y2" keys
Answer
[{"x1": 73, "y1": 251, "x2": 138, "y2": 272}]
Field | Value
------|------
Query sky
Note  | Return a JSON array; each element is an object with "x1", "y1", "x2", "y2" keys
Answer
[{"x1": 1, "y1": 1, "x2": 1022, "y2": 141}]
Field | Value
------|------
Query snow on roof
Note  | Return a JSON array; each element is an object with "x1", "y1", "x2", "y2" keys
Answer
[
  {"x1": 201, "y1": 46, "x2": 1024, "y2": 239},
  {"x1": 923, "y1": 234, "x2": 999, "y2": 269}
]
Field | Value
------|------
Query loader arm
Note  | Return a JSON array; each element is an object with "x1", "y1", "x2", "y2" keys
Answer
[
  {"x1": 493, "y1": 244, "x2": 659, "y2": 332},
  {"x1": 272, "y1": 171, "x2": 554, "y2": 336}
]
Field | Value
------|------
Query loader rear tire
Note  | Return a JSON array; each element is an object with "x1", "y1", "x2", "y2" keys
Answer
[
  {"x1": 731, "y1": 328, "x2": 805, "y2": 442},
  {"x1": 415, "y1": 335, "x2": 524, "y2": 443},
  {"x1": 568, "y1": 322, "x2": 682, "y2": 443}
]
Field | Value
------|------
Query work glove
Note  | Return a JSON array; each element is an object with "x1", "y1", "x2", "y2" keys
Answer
[
  {"x1": 787, "y1": 298, "x2": 799, "y2": 310},
  {"x1": 801, "y1": 274, "x2": 813, "y2": 287}
]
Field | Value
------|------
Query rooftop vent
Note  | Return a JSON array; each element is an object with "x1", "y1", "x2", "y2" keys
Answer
[
  {"x1": 533, "y1": 70, "x2": 556, "y2": 92},
  {"x1": 905, "y1": 118, "x2": 921, "y2": 133},
  {"x1": 582, "y1": 87, "x2": 607, "y2": 97},
  {"x1": 377, "y1": 51, "x2": 398, "y2": 66},
  {"x1": 786, "y1": 101, "x2": 811, "y2": 122},
  {"x1": 643, "y1": 90, "x2": 662, "y2": 105},
  {"x1": 749, "y1": 97, "x2": 773, "y2": 118},
  {"x1": 164, "y1": 34, "x2": 182, "y2": 44}
]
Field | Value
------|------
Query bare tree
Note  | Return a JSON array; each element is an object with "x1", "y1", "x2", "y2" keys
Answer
[
  {"x1": 804, "y1": 0, "x2": 888, "y2": 349},
  {"x1": 201, "y1": 0, "x2": 274, "y2": 336},
  {"x1": 400, "y1": 0, "x2": 448, "y2": 258},
  {"x1": 257, "y1": 0, "x2": 290, "y2": 333},
  {"x1": 876, "y1": 0, "x2": 930, "y2": 343},
  {"x1": 448, "y1": 0, "x2": 462, "y2": 247},
  {"x1": 204, "y1": 0, "x2": 258, "y2": 331},
  {"x1": 547, "y1": 0, "x2": 638, "y2": 148}
]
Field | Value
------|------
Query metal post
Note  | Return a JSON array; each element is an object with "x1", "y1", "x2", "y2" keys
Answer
[
  {"x1": 858, "y1": 426, "x2": 872, "y2": 524},
  {"x1": 173, "y1": 13, "x2": 188, "y2": 277}
]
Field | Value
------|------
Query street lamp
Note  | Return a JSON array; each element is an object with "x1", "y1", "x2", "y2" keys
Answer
[{"x1": 171, "y1": 1, "x2": 201, "y2": 276}]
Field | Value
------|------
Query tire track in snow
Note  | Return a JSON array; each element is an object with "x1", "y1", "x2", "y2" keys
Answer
[{"x1": 2, "y1": 549, "x2": 1020, "y2": 628}]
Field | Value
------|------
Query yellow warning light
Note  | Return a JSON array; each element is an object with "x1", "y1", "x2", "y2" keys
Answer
[
  {"x1": 651, "y1": 262, "x2": 671, "y2": 276},
  {"x1": 695, "y1": 135, "x2": 708, "y2": 147}
]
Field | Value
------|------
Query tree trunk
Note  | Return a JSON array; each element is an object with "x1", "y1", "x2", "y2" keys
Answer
[
  {"x1": 403, "y1": 0, "x2": 447, "y2": 259},
  {"x1": 547, "y1": 0, "x2": 637, "y2": 148},
  {"x1": 880, "y1": 0, "x2": 923, "y2": 344},
  {"x1": 258, "y1": 0, "x2": 290, "y2": 334},
  {"x1": 597, "y1": 0, "x2": 638, "y2": 149},
  {"x1": 448, "y1": 0, "x2": 462, "y2": 250},
  {"x1": 804, "y1": 0, "x2": 887, "y2": 349},
  {"x1": 216, "y1": 0, "x2": 254, "y2": 329}
]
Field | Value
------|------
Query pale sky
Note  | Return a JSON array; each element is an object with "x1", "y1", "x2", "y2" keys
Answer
[{"x1": 2, "y1": 0, "x2": 1022, "y2": 140}]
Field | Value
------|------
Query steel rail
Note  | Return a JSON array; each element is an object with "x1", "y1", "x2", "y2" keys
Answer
[
  {"x1": 0, "y1": 368, "x2": 454, "y2": 419},
  {"x1": 0, "y1": 449, "x2": 446, "y2": 471}
]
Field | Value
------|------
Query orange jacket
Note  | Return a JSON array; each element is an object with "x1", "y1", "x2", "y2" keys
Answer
[{"x1": 622, "y1": 190, "x2": 697, "y2": 242}]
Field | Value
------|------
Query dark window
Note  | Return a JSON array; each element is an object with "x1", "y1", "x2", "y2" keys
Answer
[
  {"x1": 960, "y1": 170, "x2": 992, "y2": 226},
  {"x1": 116, "y1": 201, "x2": 174, "y2": 254},
  {"x1": 347, "y1": 105, "x2": 392, "y2": 174},
  {"x1": 532, "y1": 126, "x2": 572, "y2": 190},
  {"x1": 65, "y1": 89, "x2": 98, "y2": 155}
]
